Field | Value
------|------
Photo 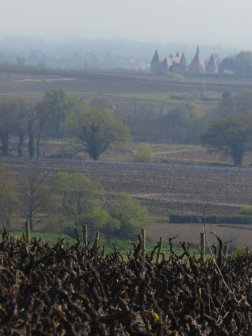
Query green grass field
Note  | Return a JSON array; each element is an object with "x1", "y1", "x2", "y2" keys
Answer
[
  {"x1": 8, "y1": 231, "x2": 76, "y2": 245},
  {"x1": 3, "y1": 230, "x2": 191, "y2": 257},
  {"x1": 104, "y1": 92, "x2": 187, "y2": 102}
]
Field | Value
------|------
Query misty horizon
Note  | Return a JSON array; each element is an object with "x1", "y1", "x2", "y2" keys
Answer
[
  {"x1": 1, "y1": 0, "x2": 252, "y2": 50},
  {"x1": 0, "y1": 35, "x2": 240, "y2": 71}
]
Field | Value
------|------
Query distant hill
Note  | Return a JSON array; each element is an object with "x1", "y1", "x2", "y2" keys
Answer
[{"x1": 0, "y1": 36, "x2": 238, "y2": 70}]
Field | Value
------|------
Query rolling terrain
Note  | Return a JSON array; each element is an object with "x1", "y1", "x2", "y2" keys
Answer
[
  {"x1": 4, "y1": 157, "x2": 252, "y2": 217},
  {"x1": 1, "y1": 66, "x2": 252, "y2": 102},
  {"x1": 2, "y1": 67, "x2": 252, "y2": 247}
]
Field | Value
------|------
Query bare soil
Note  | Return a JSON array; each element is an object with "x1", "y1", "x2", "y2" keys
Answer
[
  {"x1": 1, "y1": 66, "x2": 252, "y2": 103},
  {"x1": 4, "y1": 158, "x2": 252, "y2": 218},
  {"x1": 151, "y1": 222, "x2": 252, "y2": 248}
]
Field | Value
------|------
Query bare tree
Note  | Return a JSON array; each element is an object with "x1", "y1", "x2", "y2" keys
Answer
[
  {"x1": 20, "y1": 164, "x2": 48, "y2": 230},
  {"x1": 0, "y1": 164, "x2": 18, "y2": 229}
]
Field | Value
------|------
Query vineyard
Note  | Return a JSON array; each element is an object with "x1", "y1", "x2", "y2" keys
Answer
[
  {"x1": 2, "y1": 157, "x2": 252, "y2": 248},
  {"x1": 1, "y1": 66, "x2": 252, "y2": 99},
  {"x1": 4, "y1": 157, "x2": 252, "y2": 217},
  {"x1": 0, "y1": 232, "x2": 252, "y2": 335}
]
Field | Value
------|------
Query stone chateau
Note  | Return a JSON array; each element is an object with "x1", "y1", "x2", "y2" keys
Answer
[{"x1": 150, "y1": 46, "x2": 218, "y2": 75}]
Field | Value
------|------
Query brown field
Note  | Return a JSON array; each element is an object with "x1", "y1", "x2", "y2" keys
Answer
[
  {"x1": 4, "y1": 156, "x2": 252, "y2": 247},
  {"x1": 4, "y1": 157, "x2": 252, "y2": 218},
  {"x1": 151, "y1": 223, "x2": 252, "y2": 248},
  {"x1": 1, "y1": 66, "x2": 252, "y2": 104}
]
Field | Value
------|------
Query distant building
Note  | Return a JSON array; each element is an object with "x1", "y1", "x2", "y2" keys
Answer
[
  {"x1": 207, "y1": 54, "x2": 218, "y2": 74},
  {"x1": 150, "y1": 49, "x2": 186, "y2": 75},
  {"x1": 170, "y1": 52, "x2": 187, "y2": 75},
  {"x1": 150, "y1": 49, "x2": 161, "y2": 73},
  {"x1": 150, "y1": 46, "x2": 219, "y2": 76},
  {"x1": 189, "y1": 46, "x2": 206, "y2": 74}
]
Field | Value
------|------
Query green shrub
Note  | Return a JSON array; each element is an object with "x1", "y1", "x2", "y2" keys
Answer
[
  {"x1": 133, "y1": 144, "x2": 153, "y2": 162},
  {"x1": 239, "y1": 206, "x2": 252, "y2": 215}
]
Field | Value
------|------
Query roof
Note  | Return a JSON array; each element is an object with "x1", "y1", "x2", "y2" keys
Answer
[
  {"x1": 151, "y1": 50, "x2": 160, "y2": 63},
  {"x1": 208, "y1": 54, "x2": 217, "y2": 67},
  {"x1": 189, "y1": 46, "x2": 206, "y2": 73},
  {"x1": 180, "y1": 53, "x2": 187, "y2": 65},
  {"x1": 207, "y1": 54, "x2": 218, "y2": 73},
  {"x1": 162, "y1": 57, "x2": 172, "y2": 68}
]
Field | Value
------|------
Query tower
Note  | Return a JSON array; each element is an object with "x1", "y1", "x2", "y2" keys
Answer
[
  {"x1": 207, "y1": 54, "x2": 218, "y2": 74},
  {"x1": 151, "y1": 50, "x2": 161, "y2": 73},
  {"x1": 189, "y1": 46, "x2": 206, "y2": 74}
]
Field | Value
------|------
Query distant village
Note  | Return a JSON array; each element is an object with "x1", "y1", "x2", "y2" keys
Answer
[{"x1": 150, "y1": 46, "x2": 218, "y2": 75}]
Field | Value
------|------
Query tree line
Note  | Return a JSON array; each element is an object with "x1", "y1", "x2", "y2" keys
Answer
[
  {"x1": 115, "y1": 90, "x2": 252, "y2": 167},
  {"x1": 2, "y1": 88, "x2": 252, "y2": 166},
  {"x1": 0, "y1": 163, "x2": 151, "y2": 238},
  {"x1": 0, "y1": 89, "x2": 130, "y2": 160},
  {"x1": 201, "y1": 91, "x2": 252, "y2": 166},
  {"x1": 220, "y1": 50, "x2": 252, "y2": 76}
]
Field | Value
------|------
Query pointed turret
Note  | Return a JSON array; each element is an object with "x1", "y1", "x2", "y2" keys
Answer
[
  {"x1": 151, "y1": 49, "x2": 160, "y2": 64},
  {"x1": 163, "y1": 57, "x2": 169, "y2": 68},
  {"x1": 189, "y1": 46, "x2": 206, "y2": 74},
  {"x1": 180, "y1": 53, "x2": 187, "y2": 66},
  {"x1": 150, "y1": 49, "x2": 161, "y2": 73},
  {"x1": 158, "y1": 57, "x2": 171, "y2": 74},
  {"x1": 207, "y1": 54, "x2": 218, "y2": 74},
  {"x1": 196, "y1": 46, "x2": 200, "y2": 59}
]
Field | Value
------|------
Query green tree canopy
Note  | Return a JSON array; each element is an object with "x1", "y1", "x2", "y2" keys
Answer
[
  {"x1": 220, "y1": 51, "x2": 252, "y2": 76},
  {"x1": 156, "y1": 103, "x2": 206, "y2": 144},
  {"x1": 34, "y1": 89, "x2": 75, "y2": 157},
  {"x1": 49, "y1": 172, "x2": 151, "y2": 239},
  {"x1": 0, "y1": 97, "x2": 18, "y2": 156},
  {"x1": 0, "y1": 96, "x2": 36, "y2": 158},
  {"x1": 201, "y1": 113, "x2": 252, "y2": 166},
  {"x1": 217, "y1": 91, "x2": 252, "y2": 119},
  {"x1": 40, "y1": 88, "x2": 74, "y2": 138},
  {"x1": 14, "y1": 97, "x2": 35, "y2": 157},
  {"x1": 68, "y1": 107, "x2": 131, "y2": 160},
  {"x1": 134, "y1": 144, "x2": 153, "y2": 162},
  {"x1": 218, "y1": 91, "x2": 234, "y2": 117},
  {"x1": 109, "y1": 193, "x2": 151, "y2": 239},
  {"x1": 50, "y1": 172, "x2": 108, "y2": 231},
  {"x1": 0, "y1": 163, "x2": 18, "y2": 229}
]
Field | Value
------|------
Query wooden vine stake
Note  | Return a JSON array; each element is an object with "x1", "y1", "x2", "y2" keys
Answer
[
  {"x1": 200, "y1": 232, "x2": 205, "y2": 261},
  {"x1": 224, "y1": 245, "x2": 228, "y2": 257},
  {"x1": 25, "y1": 221, "x2": 30, "y2": 246},
  {"x1": 83, "y1": 224, "x2": 88, "y2": 247},
  {"x1": 200, "y1": 204, "x2": 207, "y2": 261},
  {"x1": 94, "y1": 231, "x2": 100, "y2": 249},
  {"x1": 141, "y1": 228, "x2": 145, "y2": 258},
  {"x1": 156, "y1": 237, "x2": 163, "y2": 264}
]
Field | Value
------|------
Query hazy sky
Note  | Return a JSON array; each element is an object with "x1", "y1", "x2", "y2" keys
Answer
[{"x1": 1, "y1": 0, "x2": 252, "y2": 48}]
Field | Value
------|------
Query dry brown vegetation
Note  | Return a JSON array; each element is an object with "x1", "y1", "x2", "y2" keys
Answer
[{"x1": 1, "y1": 232, "x2": 252, "y2": 335}]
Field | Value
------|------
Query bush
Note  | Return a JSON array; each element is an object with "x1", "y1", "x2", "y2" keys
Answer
[
  {"x1": 239, "y1": 206, "x2": 252, "y2": 216},
  {"x1": 109, "y1": 193, "x2": 152, "y2": 239},
  {"x1": 133, "y1": 144, "x2": 153, "y2": 162}
]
